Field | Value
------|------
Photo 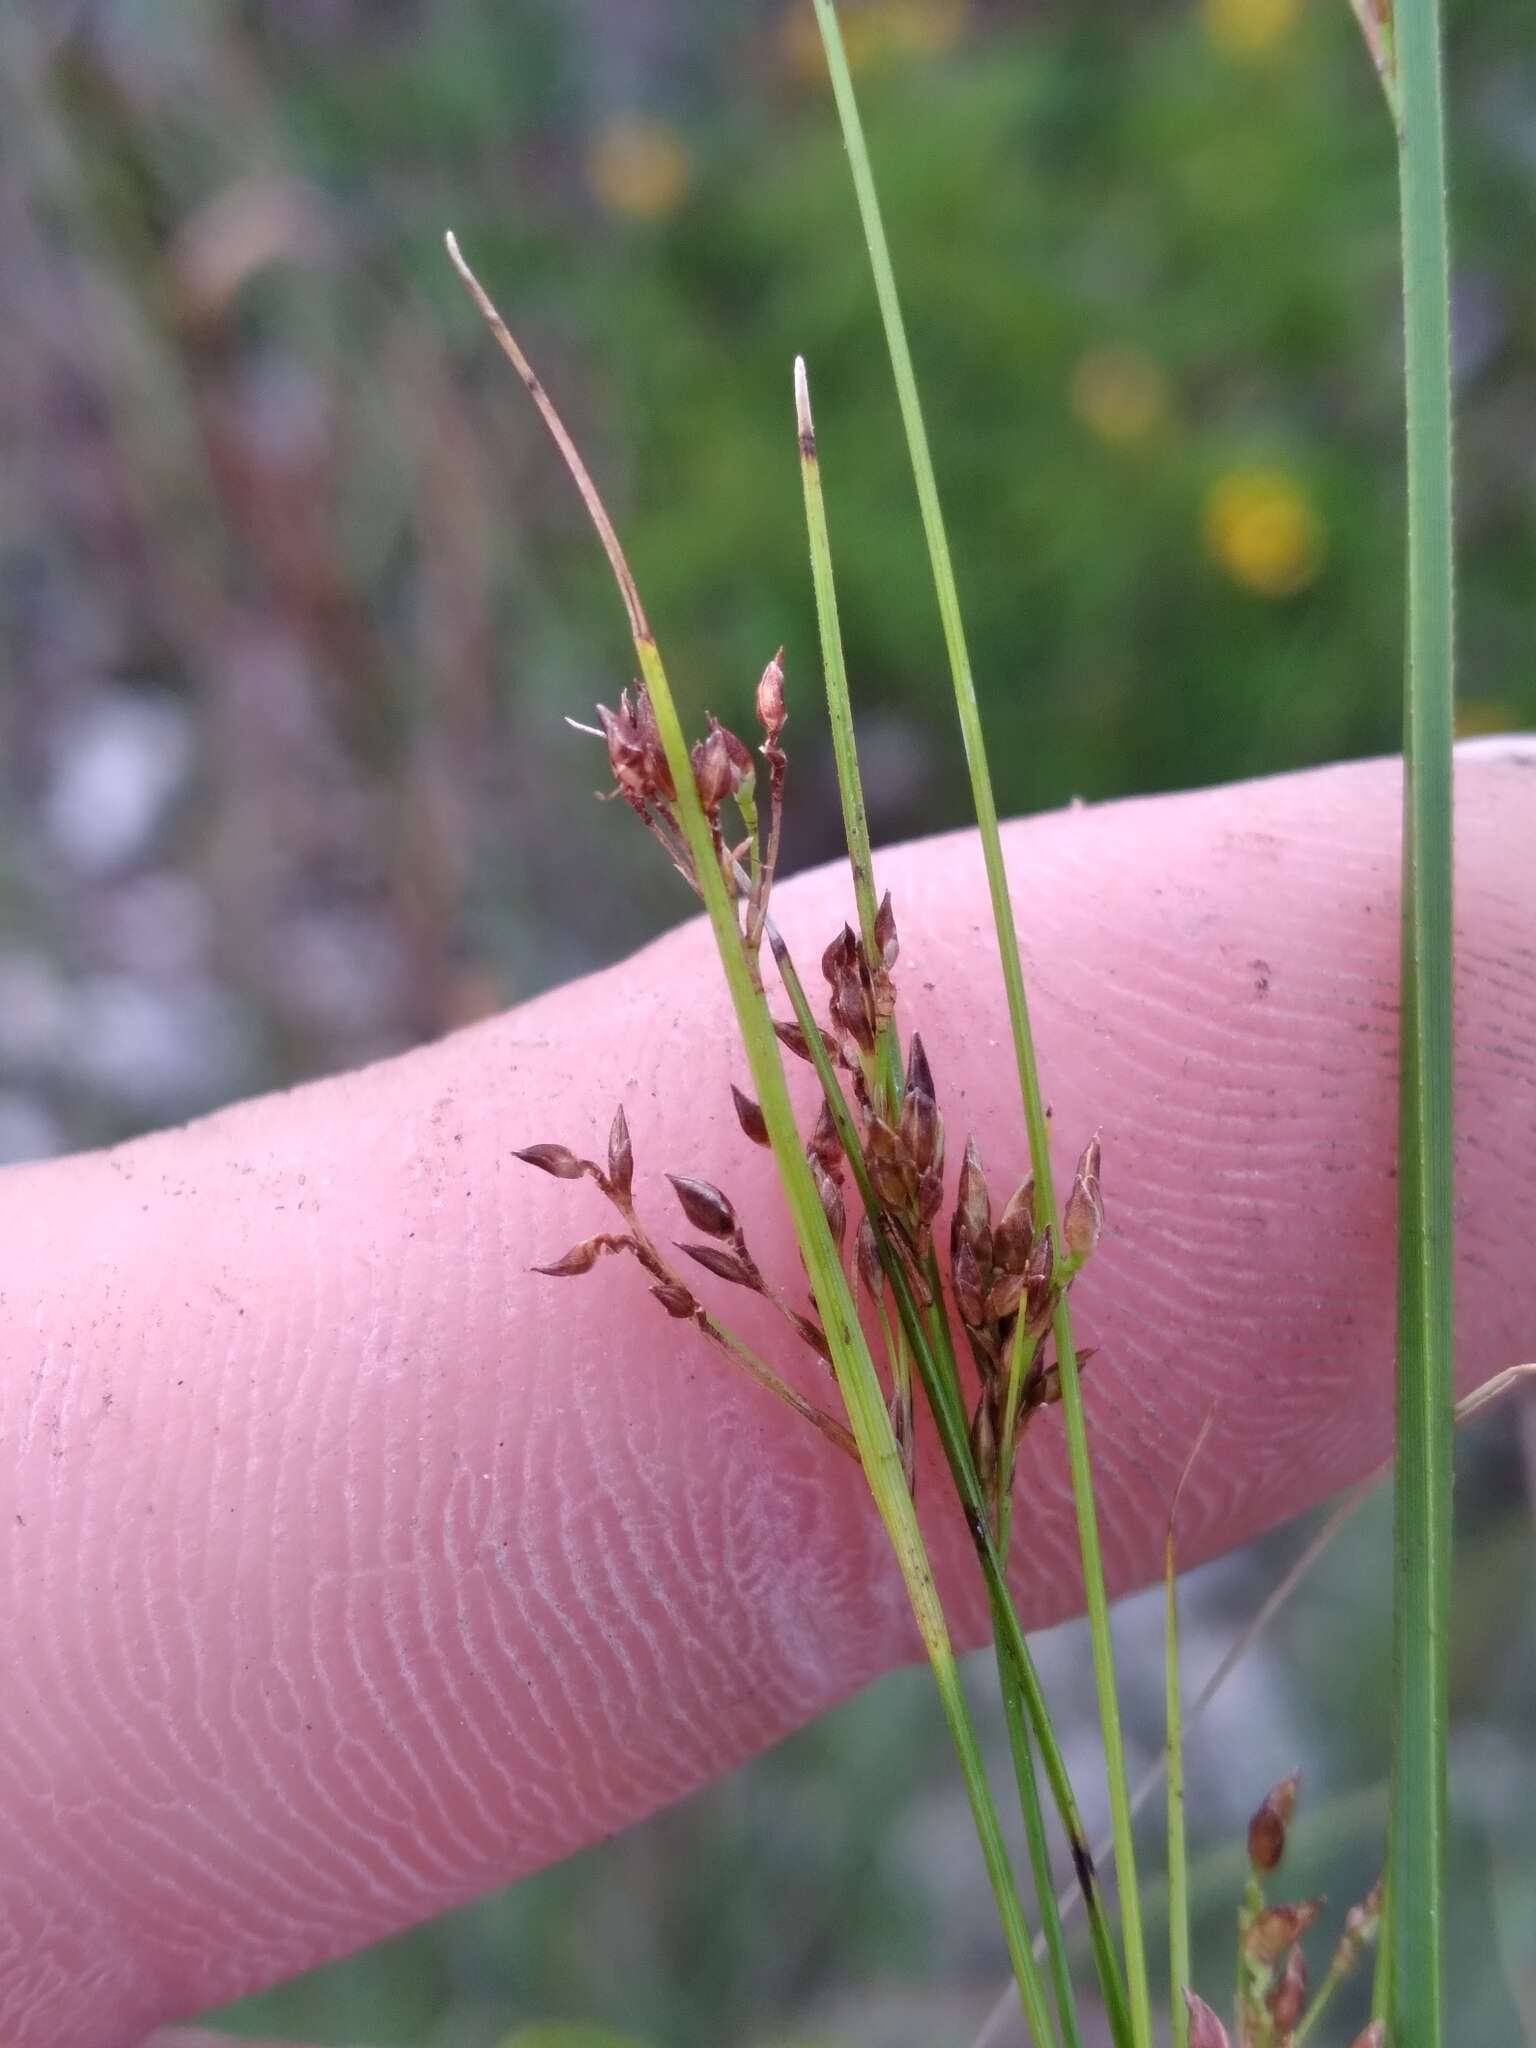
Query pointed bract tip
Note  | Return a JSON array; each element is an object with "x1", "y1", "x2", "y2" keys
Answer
[
  {"x1": 794, "y1": 354, "x2": 812, "y2": 431},
  {"x1": 1183, "y1": 1991, "x2": 1231, "y2": 2048}
]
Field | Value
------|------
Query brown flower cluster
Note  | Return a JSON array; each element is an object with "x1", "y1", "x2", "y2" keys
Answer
[
  {"x1": 1185, "y1": 1771, "x2": 1384, "y2": 2047},
  {"x1": 525, "y1": 657, "x2": 1108, "y2": 1521}
]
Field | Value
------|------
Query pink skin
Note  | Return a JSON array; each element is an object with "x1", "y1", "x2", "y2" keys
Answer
[{"x1": 1, "y1": 747, "x2": 1533, "y2": 2046}]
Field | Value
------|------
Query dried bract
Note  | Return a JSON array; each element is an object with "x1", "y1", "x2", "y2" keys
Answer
[
  {"x1": 651, "y1": 1281, "x2": 696, "y2": 1319},
  {"x1": 516, "y1": 1143, "x2": 587, "y2": 1180},
  {"x1": 807, "y1": 1098, "x2": 842, "y2": 1174},
  {"x1": 992, "y1": 1177, "x2": 1035, "y2": 1273},
  {"x1": 773, "y1": 1017, "x2": 839, "y2": 1065},
  {"x1": 678, "y1": 1241, "x2": 760, "y2": 1289},
  {"x1": 1268, "y1": 1944, "x2": 1307, "y2": 2031},
  {"x1": 969, "y1": 1392, "x2": 998, "y2": 1490},
  {"x1": 730, "y1": 1084, "x2": 770, "y2": 1147},
  {"x1": 954, "y1": 1137, "x2": 992, "y2": 1252},
  {"x1": 874, "y1": 889, "x2": 898, "y2": 969},
  {"x1": 856, "y1": 1215, "x2": 884, "y2": 1298},
  {"x1": 1183, "y1": 1992, "x2": 1231, "y2": 2048},
  {"x1": 1063, "y1": 1132, "x2": 1104, "y2": 1262},
  {"x1": 607, "y1": 1104, "x2": 634, "y2": 1203},
  {"x1": 1243, "y1": 1898, "x2": 1324, "y2": 1965},
  {"x1": 534, "y1": 1234, "x2": 625, "y2": 1277},
  {"x1": 668, "y1": 1174, "x2": 738, "y2": 1239}
]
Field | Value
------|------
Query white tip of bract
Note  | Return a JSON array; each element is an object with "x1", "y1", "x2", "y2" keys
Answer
[{"x1": 794, "y1": 354, "x2": 813, "y2": 439}]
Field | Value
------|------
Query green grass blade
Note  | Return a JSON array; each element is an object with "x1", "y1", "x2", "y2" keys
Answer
[
  {"x1": 806, "y1": 9, "x2": 1152, "y2": 2043},
  {"x1": 1163, "y1": 1418, "x2": 1211, "y2": 2048},
  {"x1": 1164, "y1": 1544, "x2": 1189, "y2": 2048},
  {"x1": 1388, "y1": 0, "x2": 1456, "y2": 2036}
]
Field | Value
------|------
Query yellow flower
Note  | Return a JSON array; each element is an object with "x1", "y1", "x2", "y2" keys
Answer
[
  {"x1": 1069, "y1": 345, "x2": 1171, "y2": 448},
  {"x1": 585, "y1": 118, "x2": 692, "y2": 223},
  {"x1": 1202, "y1": 0, "x2": 1302, "y2": 61},
  {"x1": 779, "y1": 0, "x2": 970, "y2": 83},
  {"x1": 1456, "y1": 697, "x2": 1523, "y2": 739},
  {"x1": 1203, "y1": 468, "x2": 1326, "y2": 598}
]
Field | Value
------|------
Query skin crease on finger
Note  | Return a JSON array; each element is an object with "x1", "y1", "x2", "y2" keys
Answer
[{"x1": 0, "y1": 746, "x2": 1532, "y2": 2046}]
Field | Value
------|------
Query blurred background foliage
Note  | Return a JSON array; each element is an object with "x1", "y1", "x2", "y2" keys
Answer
[{"x1": 0, "y1": 0, "x2": 1532, "y2": 2043}]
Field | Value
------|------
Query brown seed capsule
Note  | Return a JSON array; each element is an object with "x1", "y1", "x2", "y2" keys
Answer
[
  {"x1": 1268, "y1": 1944, "x2": 1308, "y2": 2031},
  {"x1": 596, "y1": 700, "x2": 651, "y2": 802},
  {"x1": 756, "y1": 648, "x2": 786, "y2": 739},
  {"x1": 821, "y1": 923, "x2": 858, "y2": 988},
  {"x1": 730, "y1": 1084, "x2": 770, "y2": 1147},
  {"x1": 900, "y1": 1087, "x2": 942, "y2": 1180},
  {"x1": 1183, "y1": 1991, "x2": 1231, "y2": 2048},
  {"x1": 1247, "y1": 1772, "x2": 1300, "y2": 1873},
  {"x1": 630, "y1": 685, "x2": 675, "y2": 801},
  {"x1": 650, "y1": 1281, "x2": 695, "y2": 1319},
  {"x1": 874, "y1": 889, "x2": 898, "y2": 969},
  {"x1": 1244, "y1": 1899, "x2": 1324, "y2": 1965},
  {"x1": 992, "y1": 1177, "x2": 1036, "y2": 1274},
  {"x1": 677, "y1": 1241, "x2": 760, "y2": 1289},
  {"x1": 691, "y1": 725, "x2": 735, "y2": 813},
  {"x1": 773, "y1": 1017, "x2": 839, "y2": 1065},
  {"x1": 915, "y1": 1166, "x2": 944, "y2": 1229},
  {"x1": 865, "y1": 1116, "x2": 917, "y2": 1211},
  {"x1": 515, "y1": 1143, "x2": 587, "y2": 1180},
  {"x1": 831, "y1": 955, "x2": 878, "y2": 1054},
  {"x1": 607, "y1": 1104, "x2": 634, "y2": 1203},
  {"x1": 808, "y1": 1098, "x2": 842, "y2": 1174},
  {"x1": 668, "y1": 1174, "x2": 738, "y2": 1238}
]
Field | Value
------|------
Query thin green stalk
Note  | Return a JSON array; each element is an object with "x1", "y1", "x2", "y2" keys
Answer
[
  {"x1": 794, "y1": 354, "x2": 903, "y2": 1114},
  {"x1": 1163, "y1": 1531, "x2": 1191, "y2": 2046},
  {"x1": 1387, "y1": 0, "x2": 1457, "y2": 2035},
  {"x1": 444, "y1": 234, "x2": 1054, "y2": 2045},
  {"x1": 806, "y1": 10, "x2": 1152, "y2": 2043},
  {"x1": 1000, "y1": 1658, "x2": 1083, "y2": 2048}
]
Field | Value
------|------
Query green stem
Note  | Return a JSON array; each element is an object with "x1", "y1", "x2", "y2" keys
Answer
[
  {"x1": 806, "y1": 10, "x2": 1152, "y2": 2043},
  {"x1": 795, "y1": 354, "x2": 903, "y2": 1113},
  {"x1": 1388, "y1": 0, "x2": 1456, "y2": 2036},
  {"x1": 1164, "y1": 1529, "x2": 1190, "y2": 2048}
]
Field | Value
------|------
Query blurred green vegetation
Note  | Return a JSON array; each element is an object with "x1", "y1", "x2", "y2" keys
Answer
[{"x1": 2, "y1": 0, "x2": 1533, "y2": 2041}]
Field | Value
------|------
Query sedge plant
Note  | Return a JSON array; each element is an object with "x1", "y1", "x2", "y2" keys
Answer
[{"x1": 446, "y1": 0, "x2": 1465, "y2": 2035}]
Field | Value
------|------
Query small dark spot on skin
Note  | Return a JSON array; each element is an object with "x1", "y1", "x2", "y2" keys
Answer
[{"x1": 1071, "y1": 1836, "x2": 1097, "y2": 1903}]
